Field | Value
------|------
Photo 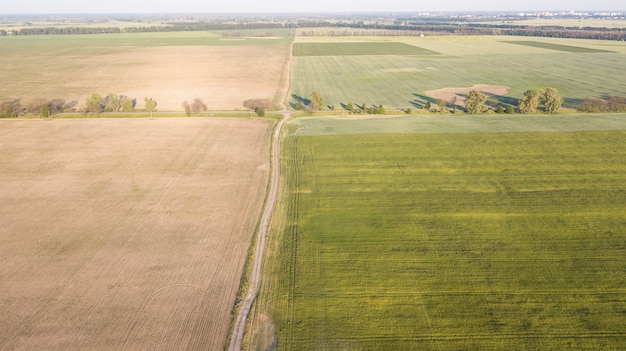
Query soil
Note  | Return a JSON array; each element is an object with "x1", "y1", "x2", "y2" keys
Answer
[
  {"x1": 425, "y1": 84, "x2": 510, "y2": 107},
  {"x1": 0, "y1": 118, "x2": 273, "y2": 351}
]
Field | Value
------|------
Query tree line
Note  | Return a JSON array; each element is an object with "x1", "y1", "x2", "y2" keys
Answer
[
  {"x1": 580, "y1": 96, "x2": 626, "y2": 113},
  {"x1": 4, "y1": 18, "x2": 623, "y2": 41},
  {"x1": 0, "y1": 98, "x2": 77, "y2": 118},
  {"x1": 298, "y1": 21, "x2": 626, "y2": 41},
  {"x1": 3, "y1": 22, "x2": 287, "y2": 36},
  {"x1": 460, "y1": 87, "x2": 563, "y2": 114}
]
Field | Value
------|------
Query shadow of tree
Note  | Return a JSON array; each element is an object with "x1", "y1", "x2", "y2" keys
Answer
[
  {"x1": 411, "y1": 93, "x2": 438, "y2": 109},
  {"x1": 292, "y1": 94, "x2": 311, "y2": 106},
  {"x1": 563, "y1": 97, "x2": 583, "y2": 110},
  {"x1": 492, "y1": 95, "x2": 519, "y2": 107}
]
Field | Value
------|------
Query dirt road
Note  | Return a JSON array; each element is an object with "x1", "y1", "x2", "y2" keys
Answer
[{"x1": 228, "y1": 41, "x2": 293, "y2": 351}]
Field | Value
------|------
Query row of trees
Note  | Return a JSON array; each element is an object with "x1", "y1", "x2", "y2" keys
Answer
[
  {"x1": 465, "y1": 87, "x2": 563, "y2": 114},
  {"x1": 317, "y1": 21, "x2": 626, "y2": 41},
  {"x1": 343, "y1": 102, "x2": 386, "y2": 114},
  {"x1": 580, "y1": 96, "x2": 626, "y2": 113},
  {"x1": 4, "y1": 22, "x2": 286, "y2": 36},
  {"x1": 517, "y1": 88, "x2": 563, "y2": 114},
  {"x1": 84, "y1": 93, "x2": 138, "y2": 115},
  {"x1": 0, "y1": 98, "x2": 78, "y2": 118}
]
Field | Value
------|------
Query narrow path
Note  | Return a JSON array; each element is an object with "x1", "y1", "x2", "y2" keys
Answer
[{"x1": 228, "y1": 40, "x2": 293, "y2": 351}]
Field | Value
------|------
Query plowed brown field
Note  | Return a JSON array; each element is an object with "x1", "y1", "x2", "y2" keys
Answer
[{"x1": 0, "y1": 118, "x2": 273, "y2": 350}]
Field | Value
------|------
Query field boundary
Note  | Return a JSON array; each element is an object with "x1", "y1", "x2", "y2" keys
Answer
[{"x1": 228, "y1": 40, "x2": 294, "y2": 351}]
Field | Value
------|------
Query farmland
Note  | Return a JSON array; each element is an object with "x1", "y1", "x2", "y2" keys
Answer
[
  {"x1": 252, "y1": 115, "x2": 626, "y2": 350},
  {"x1": 0, "y1": 118, "x2": 273, "y2": 350},
  {"x1": 0, "y1": 30, "x2": 293, "y2": 111},
  {"x1": 289, "y1": 36, "x2": 626, "y2": 110},
  {"x1": 3, "y1": 18, "x2": 626, "y2": 351}
]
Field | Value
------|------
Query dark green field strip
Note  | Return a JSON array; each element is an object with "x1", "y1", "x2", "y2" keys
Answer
[
  {"x1": 0, "y1": 31, "x2": 293, "y2": 50},
  {"x1": 293, "y1": 42, "x2": 440, "y2": 56},
  {"x1": 272, "y1": 130, "x2": 626, "y2": 350},
  {"x1": 502, "y1": 40, "x2": 615, "y2": 53}
]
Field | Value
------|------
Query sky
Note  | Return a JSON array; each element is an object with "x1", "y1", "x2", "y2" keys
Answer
[{"x1": 1, "y1": 0, "x2": 624, "y2": 14}]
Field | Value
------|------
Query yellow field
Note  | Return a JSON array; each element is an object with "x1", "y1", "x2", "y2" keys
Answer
[{"x1": 0, "y1": 118, "x2": 273, "y2": 350}]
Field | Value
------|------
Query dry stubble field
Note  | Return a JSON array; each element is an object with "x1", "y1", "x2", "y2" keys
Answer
[
  {"x1": 0, "y1": 33, "x2": 290, "y2": 111},
  {"x1": 0, "y1": 117, "x2": 273, "y2": 350}
]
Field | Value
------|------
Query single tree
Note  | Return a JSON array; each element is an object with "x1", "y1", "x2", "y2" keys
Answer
[
  {"x1": 518, "y1": 90, "x2": 539, "y2": 113},
  {"x1": 256, "y1": 107, "x2": 265, "y2": 117},
  {"x1": 541, "y1": 87, "x2": 563, "y2": 114},
  {"x1": 182, "y1": 101, "x2": 192, "y2": 116},
  {"x1": 346, "y1": 102, "x2": 354, "y2": 111},
  {"x1": 309, "y1": 92, "x2": 324, "y2": 111},
  {"x1": 449, "y1": 96, "x2": 458, "y2": 113},
  {"x1": 243, "y1": 98, "x2": 270, "y2": 111},
  {"x1": 424, "y1": 101, "x2": 431, "y2": 111},
  {"x1": 49, "y1": 99, "x2": 66, "y2": 116},
  {"x1": 144, "y1": 97, "x2": 157, "y2": 117},
  {"x1": 295, "y1": 101, "x2": 304, "y2": 110},
  {"x1": 41, "y1": 103, "x2": 50, "y2": 118},
  {"x1": 505, "y1": 105, "x2": 515, "y2": 114},
  {"x1": 191, "y1": 98, "x2": 207, "y2": 114},
  {"x1": 0, "y1": 103, "x2": 14, "y2": 118},
  {"x1": 436, "y1": 98, "x2": 446, "y2": 113},
  {"x1": 86, "y1": 93, "x2": 104, "y2": 115},
  {"x1": 105, "y1": 93, "x2": 121, "y2": 112},
  {"x1": 121, "y1": 96, "x2": 135, "y2": 112},
  {"x1": 465, "y1": 90, "x2": 487, "y2": 114}
]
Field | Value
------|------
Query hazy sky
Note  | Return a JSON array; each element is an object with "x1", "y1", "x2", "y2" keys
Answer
[{"x1": 1, "y1": 0, "x2": 624, "y2": 14}]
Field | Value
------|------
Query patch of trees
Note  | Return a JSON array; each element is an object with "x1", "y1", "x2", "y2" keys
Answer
[
  {"x1": 84, "y1": 93, "x2": 136, "y2": 115},
  {"x1": 0, "y1": 98, "x2": 78, "y2": 118},
  {"x1": 243, "y1": 98, "x2": 270, "y2": 117},
  {"x1": 181, "y1": 98, "x2": 208, "y2": 116},
  {"x1": 517, "y1": 88, "x2": 562, "y2": 114},
  {"x1": 580, "y1": 96, "x2": 626, "y2": 112}
]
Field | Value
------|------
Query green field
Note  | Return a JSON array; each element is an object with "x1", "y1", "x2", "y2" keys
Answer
[
  {"x1": 255, "y1": 115, "x2": 626, "y2": 350},
  {"x1": 0, "y1": 29, "x2": 294, "y2": 50},
  {"x1": 289, "y1": 36, "x2": 626, "y2": 110},
  {"x1": 293, "y1": 42, "x2": 439, "y2": 56}
]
